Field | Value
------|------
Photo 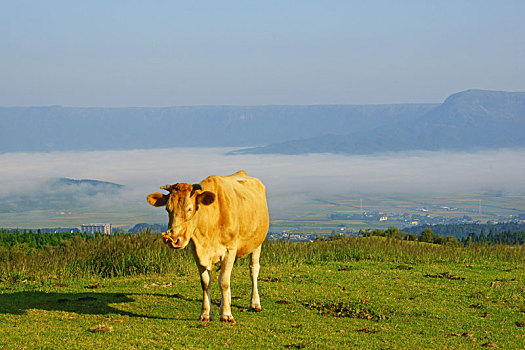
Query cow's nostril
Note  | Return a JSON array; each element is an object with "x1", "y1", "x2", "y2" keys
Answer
[{"x1": 174, "y1": 237, "x2": 181, "y2": 245}]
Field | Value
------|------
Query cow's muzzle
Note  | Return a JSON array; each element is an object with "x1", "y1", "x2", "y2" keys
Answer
[{"x1": 162, "y1": 232, "x2": 184, "y2": 249}]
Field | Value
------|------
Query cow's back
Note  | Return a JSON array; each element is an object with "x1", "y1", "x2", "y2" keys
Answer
[{"x1": 199, "y1": 170, "x2": 269, "y2": 257}]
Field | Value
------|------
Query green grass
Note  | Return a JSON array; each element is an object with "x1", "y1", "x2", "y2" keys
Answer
[{"x1": 1, "y1": 235, "x2": 524, "y2": 349}]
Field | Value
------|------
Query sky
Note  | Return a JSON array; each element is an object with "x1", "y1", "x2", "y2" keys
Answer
[{"x1": 1, "y1": 0, "x2": 524, "y2": 107}]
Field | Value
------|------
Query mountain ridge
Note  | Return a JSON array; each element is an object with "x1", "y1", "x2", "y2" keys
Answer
[
  {"x1": 1, "y1": 89, "x2": 523, "y2": 155},
  {"x1": 0, "y1": 103, "x2": 435, "y2": 153},
  {"x1": 230, "y1": 89, "x2": 525, "y2": 155}
]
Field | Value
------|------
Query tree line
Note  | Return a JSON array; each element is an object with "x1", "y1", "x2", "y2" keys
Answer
[
  {"x1": 0, "y1": 229, "x2": 105, "y2": 249},
  {"x1": 356, "y1": 226, "x2": 525, "y2": 246},
  {"x1": 403, "y1": 222, "x2": 525, "y2": 239},
  {"x1": 2, "y1": 224, "x2": 524, "y2": 250}
]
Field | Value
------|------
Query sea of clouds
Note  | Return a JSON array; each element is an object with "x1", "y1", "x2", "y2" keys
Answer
[{"x1": 1, "y1": 147, "x2": 524, "y2": 225}]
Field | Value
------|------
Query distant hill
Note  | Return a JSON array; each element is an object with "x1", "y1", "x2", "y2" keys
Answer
[
  {"x1": 52, "y1": 178, "x2": 124, "y2": 194},
  {"x1": 0, "y1": 178, "x2": 124, "y2": 213},
  {"x1": 0, "y1": 104, "x2": 435, "y2": 152},
  {"x1": 231, "y1": 90, "x2": 525, "y2": 155},
  {"x1": 128, "y1": 223, "x2": 167, "y2": 234}
]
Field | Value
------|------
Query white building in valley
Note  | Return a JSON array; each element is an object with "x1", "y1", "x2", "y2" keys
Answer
[{"x1": 80, "y1": 223, "x2": 112, "y2": 235}]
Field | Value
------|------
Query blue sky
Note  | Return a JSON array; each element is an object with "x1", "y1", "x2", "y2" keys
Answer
[{"x1": 1, "y1": 1, "x2": 524, "y2": 106}]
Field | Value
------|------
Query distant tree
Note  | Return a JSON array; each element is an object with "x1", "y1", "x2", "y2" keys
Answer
[
  {"x1": 359, "y1": 229, "x2": 371, "y2": 237},
  {"x1": 420, "y1": 228, "x2": 434, "y2": 243},
  {"x1": 432, "y1": 233, "x2": 443, "y2": 245},
  {"x1": 467, "y1": 232, "x2": 479, "y2": 243},
  {"x1": 443, "y1": 235, "x2": 459, "y2": 246},
  {"x1": 405, "y1": 233, "x2": 418, "y2": 241},
  {"x1": 328, "y1": 232, "x2": 346, "y2": 241},
  {"x1": 479, "y1": 230, "x2": 487, "y2": 243},
  {"x1": 384, "y1": 226, "x2": 401, "y2": 239},
  {"x1": 487, "y1": 230, "x2": 494, "y2": 244},
  {"x1": 372, "y1": 229, "x2": 385, "y2": 237}
]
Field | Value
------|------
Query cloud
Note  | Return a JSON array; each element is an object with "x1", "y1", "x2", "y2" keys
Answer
[
  {"x1": 2, "y1": 147, "x2": 525, "y2": 195},
  {"x1": 1, "y1": 147, "x2": 524, "y2": 222}
]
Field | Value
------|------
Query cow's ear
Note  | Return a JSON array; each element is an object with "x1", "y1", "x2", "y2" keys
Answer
[
  {"x1": 197, "y1": 191, "x2": 215, "y2": 206},
  {"x1": 147, "y1": 192, "x2": 169, "y2": 207}
]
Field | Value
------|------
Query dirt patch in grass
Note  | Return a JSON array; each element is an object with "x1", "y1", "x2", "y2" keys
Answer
[
  {"x1": 357, "y1": 327, "x2": 379, "y2": 334},
  {"x1": 490, "y1": 278, "x2": 517, "y2": 288},
  {"x1": 450, "y1": 332, "x2": 477, "y2": 342},
  {"x1": 144, "y1": 282, "x2": 174, "y2": 288},
  {"x1": 258, "y1": 276, "x2": 283, "y2": 282},
  {"x1": 284, "y1": 342, "x2": 306, "y2": 349},
  {"x1": 303, "y1": 301, "x2": 388, "y2": 321},
  {"x1": 424, "y1": 272, "x2": 465, "y2": 280}
]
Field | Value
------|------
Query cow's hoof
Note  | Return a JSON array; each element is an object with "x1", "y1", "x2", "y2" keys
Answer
[
  {"x1": 250, "y1": 306, "x2": 262, "y2": 312},
  {"x1": 199, "y1": 316, "x2": 211, "y2": 322},
  {"x1": 220, "y1": 315, "x2": 236, "y2": 324}
]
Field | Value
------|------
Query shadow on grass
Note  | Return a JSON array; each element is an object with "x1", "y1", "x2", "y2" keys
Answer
[
  {"x1": 146, "y1": 292, "x2": 261, "y2": 319},
  {"x1": 160, "y1": 292, "x2": 255, "y2": 311},
  {"x1": 0, "y1": 290, "x2": 169, "y2": 319}
]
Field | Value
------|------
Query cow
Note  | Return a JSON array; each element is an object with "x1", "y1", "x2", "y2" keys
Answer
[{"x1": 146, "y1": 170, "x2": 269, "y2": 323}]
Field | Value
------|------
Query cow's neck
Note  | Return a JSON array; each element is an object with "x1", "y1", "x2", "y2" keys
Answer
[{"x1": 189, "y1": 211, "x2": 225, "y2": 270}]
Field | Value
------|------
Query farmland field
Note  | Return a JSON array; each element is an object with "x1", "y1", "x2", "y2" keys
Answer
[
  {"x1": 1, "y1": 234, "x2": 524, "y2": 349},
  {"x1": 2, "y1": 187, "x2": 525, "y2": 232}
]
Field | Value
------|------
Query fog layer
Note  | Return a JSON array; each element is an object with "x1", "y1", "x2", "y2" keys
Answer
[{"x1": 1, "y1": 148, "x2": 524, "y2": 202}]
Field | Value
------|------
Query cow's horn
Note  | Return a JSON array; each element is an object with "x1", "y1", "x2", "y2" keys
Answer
[{"x1": 160, "y1": 184, "x2": 174, "y2": 191}]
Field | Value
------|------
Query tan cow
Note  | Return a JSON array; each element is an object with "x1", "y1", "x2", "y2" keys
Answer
[{"x1": 147, "y1": 170, "x2": 269, "y2": 323}]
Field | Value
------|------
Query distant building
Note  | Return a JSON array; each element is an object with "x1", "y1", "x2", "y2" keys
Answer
[{"x1": 80, "y1": 223, "x2": 111, "y2": 235}]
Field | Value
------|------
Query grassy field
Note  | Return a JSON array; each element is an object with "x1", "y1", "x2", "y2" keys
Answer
[{"x1": 1, "y1": 235, "x2": 524, "y2": 349}]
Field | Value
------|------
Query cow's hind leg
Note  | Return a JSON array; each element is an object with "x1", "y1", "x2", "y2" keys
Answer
[
  {"x1": 219, "y1": 248, "x2": 237, "y2": 323},
  {"x1": 249, "y1": 244, "x2": 262, "y2": 312},
  {"x1": 198, "y1": 265, "x2": 212, "y2": 321}
]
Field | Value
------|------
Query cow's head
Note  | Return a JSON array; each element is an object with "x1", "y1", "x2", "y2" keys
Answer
[{"x1": 147, "y1": 183, "x2": 215, "y2": 249}]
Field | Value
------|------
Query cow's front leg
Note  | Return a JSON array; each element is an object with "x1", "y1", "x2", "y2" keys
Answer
[
  {"x1": 198, "y1": 265, "x2": 212, "y2": 321},
  {"x1": 218, "y1": 248, "x2": 237, "y2": 323},
  {"x1": 249, "y1": 244, "x2": 262, "y2": 312}
]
